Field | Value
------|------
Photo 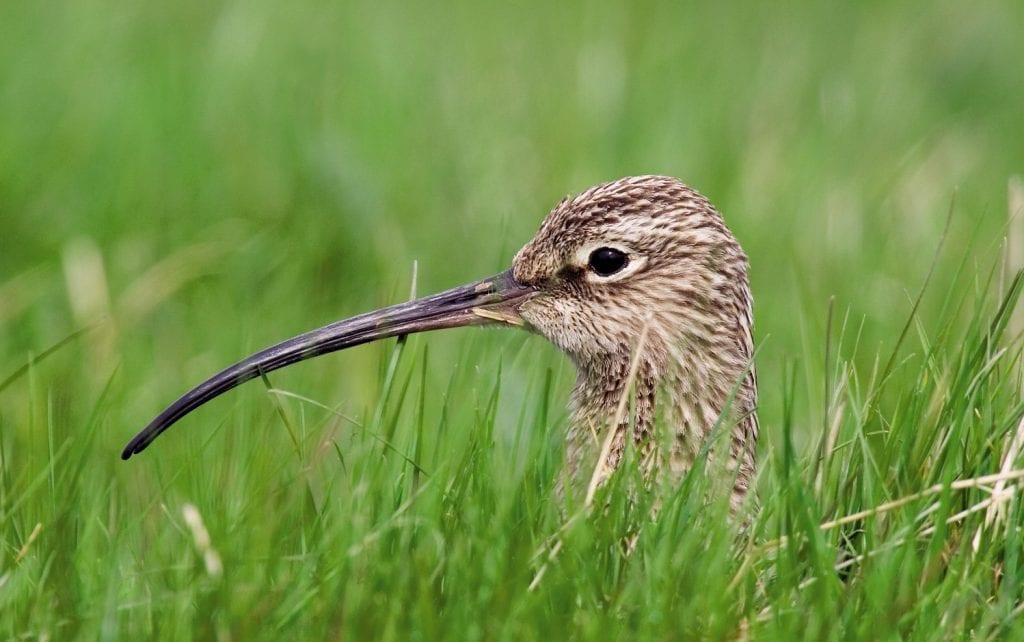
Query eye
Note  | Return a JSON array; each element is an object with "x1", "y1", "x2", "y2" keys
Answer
[{"x1": 588, "y1": 247, "x2": 629, "y2": 277}]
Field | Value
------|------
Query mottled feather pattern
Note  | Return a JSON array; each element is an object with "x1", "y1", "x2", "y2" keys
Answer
[
  {"x1": 122, "y1": 174, "x2": 756, "y2": 512},
  {"x1": 513, "y1": 176, "x2": 757, "y2": 509}
]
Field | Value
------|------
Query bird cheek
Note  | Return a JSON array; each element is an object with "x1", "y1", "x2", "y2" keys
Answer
[
  {"x1": 517, "y1": 299, "x2": 548, "y2": 335},
  {"x1": 520, "y1": 298, "x2": 584, "y2": 354},
  {"x1": 519, "y1": 298, "x2": 553, "y2": 330}
]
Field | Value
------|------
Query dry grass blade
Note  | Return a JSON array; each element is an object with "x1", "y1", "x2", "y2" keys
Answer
[
  {"x1": 585, "y1": 314, "x2": 654, "y2": 506},
  {"x1": 819, "y1": 468, "x2": 1024, "y2": 532},
  {"x1": 978, "y1": 412, "x2": 1024, "y2": 540}
]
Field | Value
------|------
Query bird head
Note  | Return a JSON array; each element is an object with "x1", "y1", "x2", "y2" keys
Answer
[
  {"x1": 513, "y1": 176, "x2": 751, "y2": 375},
  {"x1": 122, "y1": 175, "x2": 752, "y2": 458}
]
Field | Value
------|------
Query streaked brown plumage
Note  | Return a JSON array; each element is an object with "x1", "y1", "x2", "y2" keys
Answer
[
  {"x1": 124, "y1": 175, "x2": 757, "y2": 507},
  {"x1": 514, "y1": 176, "x2": 757, "y2": 507}
]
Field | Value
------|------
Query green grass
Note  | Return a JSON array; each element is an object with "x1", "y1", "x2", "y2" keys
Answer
[{"x1": 3, "y1": 0, "x2": 1024, "y2": 638}]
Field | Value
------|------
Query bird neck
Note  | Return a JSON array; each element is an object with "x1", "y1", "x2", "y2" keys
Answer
[{"x1": 564, "y1": 338, "x2": 758, "y2": 500}]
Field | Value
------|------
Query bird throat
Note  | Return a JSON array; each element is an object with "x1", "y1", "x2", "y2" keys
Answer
[{"x1": 564, "y1": 346, "x2": 756, "y2": 508}]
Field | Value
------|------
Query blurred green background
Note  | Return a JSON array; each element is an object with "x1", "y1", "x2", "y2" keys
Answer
[
  {"x1": 2, "y1": 0, "x2": 1023, "y2": 635},
  {"x1": 4, "y1": 0, "x2": 1021, "y2": 437}
]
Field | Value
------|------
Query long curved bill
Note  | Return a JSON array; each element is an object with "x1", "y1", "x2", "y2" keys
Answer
[{"x1": 122, "y1": 268, "x2": 534, "y2": 459}]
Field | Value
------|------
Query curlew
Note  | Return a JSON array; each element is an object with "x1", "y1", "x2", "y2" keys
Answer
[{"x1": 123, "y1": 176, "x2": 758, "y2": 507}]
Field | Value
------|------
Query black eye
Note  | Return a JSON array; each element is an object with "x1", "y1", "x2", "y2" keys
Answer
[{"x1": 588, "y1": 247, "x2": 629, "y2": 277}]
